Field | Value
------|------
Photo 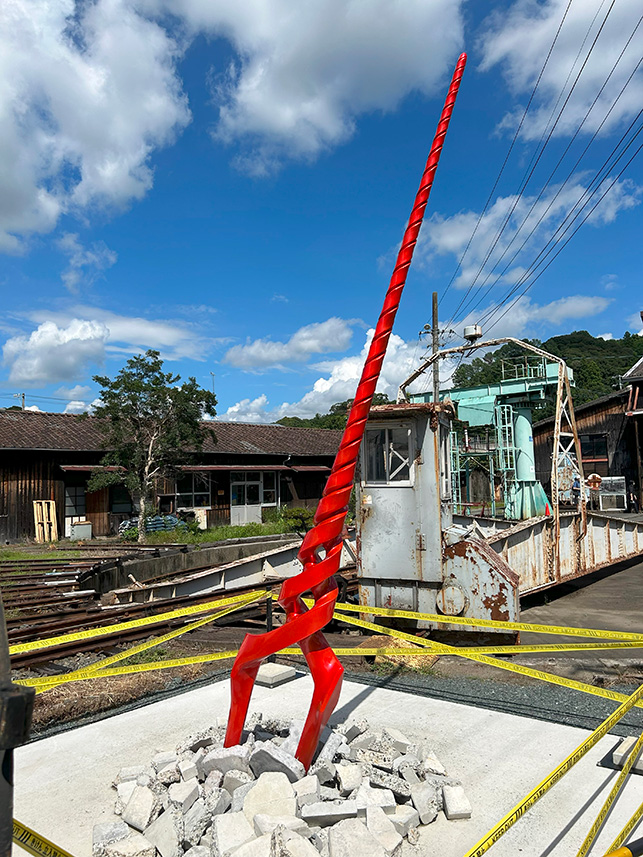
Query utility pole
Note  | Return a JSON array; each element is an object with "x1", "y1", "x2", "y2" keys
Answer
[
  {"x1": 209, "y1": 373, "x2": 216, "y2": 395},
  {"x1": 432, "y1": 291, "x2": 440, "y2": 405},
  {"x1": 13, "y1": 394, "x2": 24, "y2": 410}
]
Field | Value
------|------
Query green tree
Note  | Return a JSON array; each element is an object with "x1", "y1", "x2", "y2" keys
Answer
[
  {"x1": 88, "y1": 350, "x2": 217, "y2": 542},
  {"x1": 276, "y1": 393, "x2": 391, "y2": 429}
]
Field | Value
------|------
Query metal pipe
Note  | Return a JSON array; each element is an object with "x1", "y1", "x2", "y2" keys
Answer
[{"x1": 604, "y1": 838, "x2": 643, "y2": 857}]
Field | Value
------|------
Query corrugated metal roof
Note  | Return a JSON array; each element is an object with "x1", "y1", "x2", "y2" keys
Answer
[{"x1": 0, "y1": 410, "x2": 342, "y2": 457}]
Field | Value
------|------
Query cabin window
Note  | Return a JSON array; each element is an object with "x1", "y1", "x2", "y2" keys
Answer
[
  {"x1": 580, "y1": 434, "x2": 608, "y2": 461},
  {"x1": 175, "y1": 473, "x2": 212, "y2": 509},
  {"x1": 110, "y1": 485, "x2": 132, "y2": 514},
  {"x1": 364, "y1": 426, "x2": 412, "y2": 484},
  {"x1": 230, "y1": 472, "x2": 280, "y2": 507},
  {"x1": 65, "y1": 486, "x2": 86, "y2": 517}
]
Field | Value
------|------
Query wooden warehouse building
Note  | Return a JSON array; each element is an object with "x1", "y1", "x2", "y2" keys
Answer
[
  {"x1": 0, "y1": 410, "x2": 341, "y2": 541},
  {"x1": 533, "y1": 356, "x2": 643, "y2": 504}
]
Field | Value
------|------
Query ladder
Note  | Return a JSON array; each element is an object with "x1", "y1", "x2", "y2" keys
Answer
[
  {"x1": 495, "y1": 404, "x2": 518, "y2": 519},
  {"x1": 449, "y1": 430, "x2": 462, "y2": 513}
]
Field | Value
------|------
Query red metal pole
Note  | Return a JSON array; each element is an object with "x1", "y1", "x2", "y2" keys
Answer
[{"x1": 225, "y1": 52, "x2": 467, "y2": 768}]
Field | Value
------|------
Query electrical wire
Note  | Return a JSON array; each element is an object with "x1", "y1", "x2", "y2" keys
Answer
[
  {"x1": 439, "y1": 0, "x2": 576, "y2": 315},
  {"x1": 446, "y1": 0, "x2": 616, "y2": 326},
  {"x1": 464, "y1": 20, "x2": 643, "y2": 323},
  {"x1": 483, "y1": 134, "x2": 643, "y2": 336}
]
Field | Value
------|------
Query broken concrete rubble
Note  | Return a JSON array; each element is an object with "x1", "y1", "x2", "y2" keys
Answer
[{"x1": 98, "y1": 712, "x2": 469, "y2": 857}]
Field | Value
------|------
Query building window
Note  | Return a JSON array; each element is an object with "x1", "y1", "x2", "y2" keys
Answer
[
  {"x1": 65, "y1": 486, "x2": 86, "y2": 517},
  {"x1": 580, "y1": 434, "x2": 608, "y2": 462},
  {"x1": 110, "y1": 485, "x2": 132, "y2": 514},
  {"x1": 230, "y1": 472, "x2": 279, "y2": 507},
  {"x1": 175, "y1": 473, "x2": 212, "y2": 509},
  {"x1": 363, "y1": 426, "x2": 412, "y2": 484}
]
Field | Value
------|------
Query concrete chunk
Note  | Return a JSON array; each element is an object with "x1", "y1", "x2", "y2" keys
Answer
[
  {"x1": 184, "y1": 848, "x2": 209, "y2": 857},
  {"x1": 104, "y1": 833, "x2": 156, "y2": 857},
  {"x1": 319, "y1": 785, "x2": 340, "y2": 800},
  {"x1": 168, "y1": 779, "x2": 199, "y2": 813},
  {"x1": 223, "y1": 769, "x2": 254, "y2": 794},
  {"x1": 442, "y1": 784, "x2": 472, "y2": 820},
  {"x1": 231, "y1": 833, "x2": 272, "y2": 857},
  {"x1": 243, "y1": 771, "x2": 296, "y2": 823},
  {"x1": 204, "y1": 785, "x2": 232, "y2": 816},
  {"x1": 422, "y1": 751, "x2": 447, "y2": 777},
  {"x1": 280, "y1": 720, "x2": 304, "y2": 758},
  {"x1": 327, "y1": 819, "x2": 386, "y2": 857},
  {"x1": 382, "y1": 729, "x2": 412, "y2": 755},
  {"x1": 253, "y1": 814, "x2": 310, "y2": 837},
  {"x1": 354, "y1": 784, "x2": 396, "y2": 816},
  {"x1": 230, "y1": 782, "x2": 255, "y2": 812},
  {"x1": 301, "y1": 801, "x2": 359, "y2": 827},
  {"x1": 113, "y1": 766, "x2": 147, "y2": 787},
  {"x1": 93, "y1": 821, "x2": 129, "y2": 857},
  {"x1": 255, "y1": 663, "x2": 296, "y2": 687},
  {"x1": 157, "y1": 762, "x2": 180, "y2": 786},
  {"x1": 389, "y1": 805, "x2": 419, "y2": 838},
  {"x1": 203, "y1": 770, "x2": 223, "y2": 792},
  {"x1": 182, "y1": 799, "x2": 211, "y2": 848},
  {"x1": 367, "y1": 769, "x2": 411, "y2": 800},
  {"x1": 202, "y1": 744, "x2": 252, "y2": 776},
  {"x1": 115, "y1": 781, "x2": 137, "y2": 816},
  {"x1": 143, "y1": 807, "x2": 184, "y2": 857},
  {"x1": 612, "y1": 736, "x2": 643, "y2": 772},
  {"x1": 337, "y1": 721, "x2": 368, "y2": 744},
  {"x1": 349, "y1": 732, "x2": 376, "y2": 751},
  {"x1": 366, "y1": 807, "x2": 402, "y2": 855},
  {"x1": 337, "y1": 764, "x2": 362, "y2": 797},
  {"x1": 348, "y1": 749, "x2": 394, "y2": 772},
  {"x1": 179, "y1": 759, "x2": 198, "y2": 782},
  {"x1": 317, "y1": 733, "x2": 344, "y2": 764},
  {"x1": 309, "y1": 759, "x2": 336, "y2": 785},
  {"x1": 250, "y1": 742, "x2": 306, "y2": 783},
  {"x1": 293, "y1": 775, "x2": 320, "y2": 808},
  {"x1": 122, "y1": 785, "x2": 160, "y2": 832},
  {"x1": 410, "y1": 781, "x2": 440, "y2": 825},
  {"x1": 273, "y1": 829, "x2": 320, "y2": 857},
  {"x1": 210, "y1": 811, "x2": 254, "y2": 855}
]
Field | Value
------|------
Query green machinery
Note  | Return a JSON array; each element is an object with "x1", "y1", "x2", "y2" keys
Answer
[{"x1": 400, "y1": 339, "x2": 577, "y2": 521}]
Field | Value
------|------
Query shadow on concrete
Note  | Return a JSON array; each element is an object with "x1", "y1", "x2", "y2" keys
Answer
[
  {"x1": 331, "y1": 665, "x2": 406, "y2": 724},
  {"x1": 538, "y1": 767, "x2": 618, "y2": 857}
]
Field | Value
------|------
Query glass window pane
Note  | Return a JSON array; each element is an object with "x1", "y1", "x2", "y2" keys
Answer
[
  {"x1": 263, "y1": 489, "x2": 276, "y2": 504},
  {"x1": 388, "y1": 427, "x2": 410, "y2": 481},
  {"x1": 231, "y1": 485, "x2": 245, "y2": 506},
  {"x1": 231, "y1": 472, "x2": 246, "y2": 483},
  {"x1": 176, "y1": 494, "x2": 192, "y2": 508},
  {"x1": 593, "y1": 435, "x2": 607, "y2": 458},
  {"x1": 246, "y1": 483, "x2": 260, "y2": 504},
  {"x1": 580, "y1": 435, "x2": 592, "y2": 458},
  {"x1": 176, "y1": 474, "x2": 193, "y2": 493},
  {"x1": 365, "y1": 429, "x2": 386, "y2": 482},
  {"x1": 263, "y1": 472, "x2": 275, "y2": 489},
  {"x1": 193, "y1": 494, "x2": 210, "y2": 507}
]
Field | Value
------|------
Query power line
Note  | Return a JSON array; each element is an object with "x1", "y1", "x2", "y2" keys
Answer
[
  {"x1": 446, "y1": 0, "x2": 616, "y2": 326},
  {"x1": 440, "y1": 0, "x2": 576, "y2": 317}
]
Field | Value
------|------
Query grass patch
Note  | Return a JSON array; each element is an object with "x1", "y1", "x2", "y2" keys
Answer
[
  {"x1": 117, "y1": 644, "x2": 170, "y2": 666},
  {"x1": 144, "y1": 521, "x2": 296, "y2": 545},
  {"x1": 0, "y1": 547, "x2": 85, "y2": 562}
]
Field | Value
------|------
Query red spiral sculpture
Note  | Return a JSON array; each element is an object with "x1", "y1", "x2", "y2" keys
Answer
[{"x1": 225, "y1": 52, "x2": 467, "y2": 769}]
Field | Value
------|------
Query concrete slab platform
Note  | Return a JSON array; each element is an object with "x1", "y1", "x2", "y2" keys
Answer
[
  {"x1": 255, "y1": 663, "x2": 297, "y2": 687},
  {"x1": 14, "y1": 674, "x2": 643, "y2": 857}
]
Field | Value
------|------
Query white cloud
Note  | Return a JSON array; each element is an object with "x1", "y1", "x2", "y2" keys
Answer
[
  {"x1": 25, "y1": 404, "x2": 42, "y2": 412},
  {"x1": 601, "y1": 273, "x2": 620, "y2": 291},
  {"x1": 55, "y1": 384, "x2": 92, "y2": 400},
  {"x1": 480, "y1": 0, "x2": 643, "y2": 140},
  {"x1": 457, "y1": 294, "x2": 612, "y2": 341},
  {"x1": 30, "y1": 305, "x2": 215, "y2": 360},
  {"x1": 0, "y1": 0, "x2": 190, "y2": 251},
  {"x1": 420, "y1": 176, "x2": 641, "y2": 290},
  {"x1": 64, "y1": 399, "x2": 89, "y2": 414},
  {"x1": 627, "y1": 311, "x2": 643, "y2": 335},
  {"x1": 221, "y1": 329, "x2": 429, "y2": 422},
  {"x1": 57, "y1": 233, "x2": 117, "y2": 293},
  {"x1": 224, "y1": 317, "x2": 356, "y2": 370},
  {"x1": 155, "y1": 0, "x2": 464, "y2": 175},
  {"x1": 598, "y1": 333, "x2": 614, "y2": 340},
  {"x1": 3, "y1": 319, "x2": 108, "y2": 385}
]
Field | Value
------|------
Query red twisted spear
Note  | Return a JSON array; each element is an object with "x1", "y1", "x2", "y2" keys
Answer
[{"x1": 225, "y1": 52, "x2": 467, "y2": 769}]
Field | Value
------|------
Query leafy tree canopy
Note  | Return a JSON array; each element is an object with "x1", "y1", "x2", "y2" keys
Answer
[
  {"x1": 87, "y1": 350, "x2": 217, "y2": 541},
  {"x1": 451, "y1": 330, "x2": 643, "y2": 420},
  {"x1": 277, "y1": 393, "x2": 391, "y2": 429}
]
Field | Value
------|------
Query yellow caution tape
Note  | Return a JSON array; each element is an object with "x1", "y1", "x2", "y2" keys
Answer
[
  {"x1": 13, "y1": 819, "x2": 76, "y2": 857},
  {"x1": 9, "y1": 589, "x2": 267, "y2": 655},
  {"x1": 332, "y1": 599, "x2": 643, "y2": 642},
  {"x1": 576, "y1": 729, "x2": 643, "y2": 856},
  {"x1": 62, "y1": 589, "x2": 265, "y2": 679},
  {"x1": 604, "y1": 802, "x2": 643, "y2": 854},
  {"x1": 329, "y1": 608, "x2": 643, "y2": 710},
  {"x1": 462, "y1": 682, "x2": 643, "y2": 857}
]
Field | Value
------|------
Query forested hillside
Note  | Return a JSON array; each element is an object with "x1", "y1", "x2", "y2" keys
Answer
[{"x1": 451, "y1": 330, "x2": 643, "y2": 416}]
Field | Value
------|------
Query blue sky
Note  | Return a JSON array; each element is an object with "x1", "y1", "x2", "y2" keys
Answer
[{"x1": 1, "y1": 0, "x2": 642, "y2": 420}]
